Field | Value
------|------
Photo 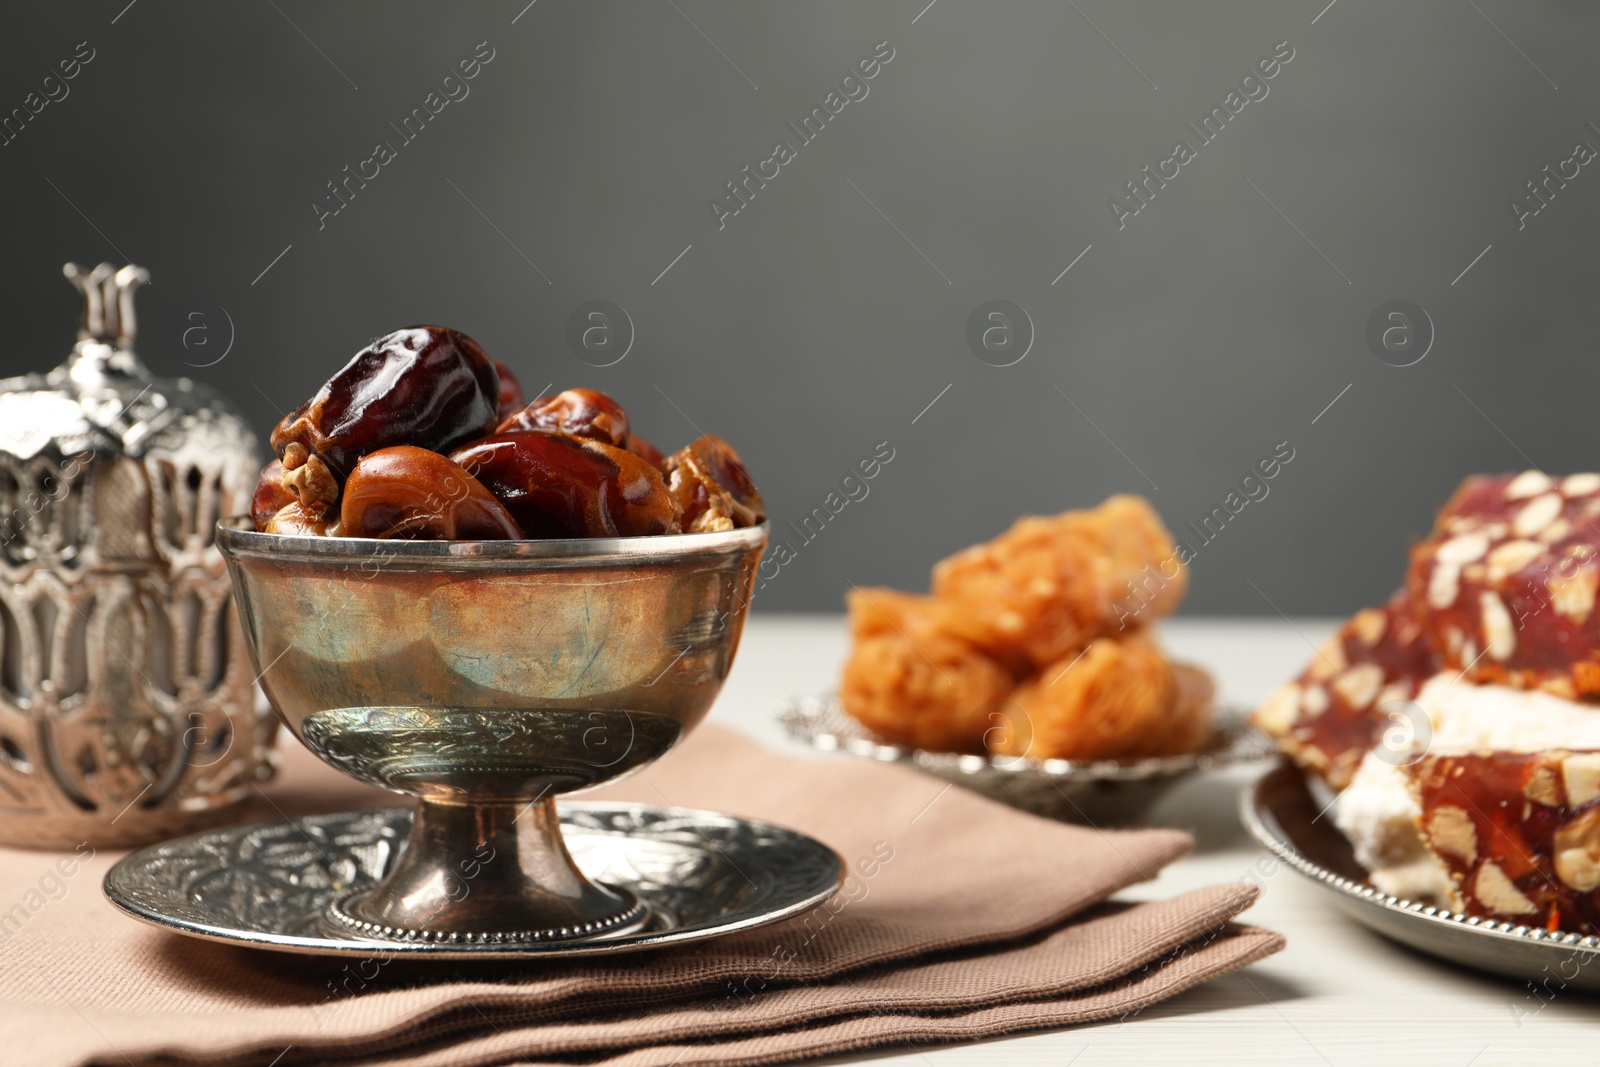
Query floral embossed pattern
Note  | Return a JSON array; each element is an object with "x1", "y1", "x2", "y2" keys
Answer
[{"x1": 104, "y1": 803, "x2": 842, "y2": 958}]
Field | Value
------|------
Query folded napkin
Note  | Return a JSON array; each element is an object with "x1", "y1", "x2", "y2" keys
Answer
[{"x1": 0, "y1": 726, "x2": 1282, "y2": 1067}]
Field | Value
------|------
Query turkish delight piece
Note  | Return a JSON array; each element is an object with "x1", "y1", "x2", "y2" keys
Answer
[
  {"x1": 1406, "y1": 471, "x2": 1600, "y2": 699},
  {"x1": 1406, "y1": 749, "x2": 1600, "y2": 933},
  {"x1": 1253, "y1": 590, "x2": 1438, "y2": 790}
]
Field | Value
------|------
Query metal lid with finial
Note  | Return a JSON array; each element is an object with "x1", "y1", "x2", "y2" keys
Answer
[
  {"x1": 0, "y1": 262, "x2": 258, "y2": 468},
  {"x1": 0, "y1": 262, "x2": 261, "y2": 566}
]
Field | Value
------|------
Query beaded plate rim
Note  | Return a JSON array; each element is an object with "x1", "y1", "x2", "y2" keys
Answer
[
  {"x1": 1241, "y1": 762, "x2": 1600, "y2": 972},
  {"x1": 319, "y1": 888, "x2": 650, "y2": 945},
  {"x1": 780, "y1": 693, "x2": 1275, "y2": 783}
]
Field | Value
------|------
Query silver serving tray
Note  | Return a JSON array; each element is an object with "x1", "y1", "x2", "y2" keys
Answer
[
  {"x1": 781, "y1": 694, "x2": 1274, "y2": 824},
  {"x1": 1242, "y1": 761, "x2": 1600, "y2": 992},
  {"x1": 104, "y1": 802, "x2": 843, "y2": 959}
]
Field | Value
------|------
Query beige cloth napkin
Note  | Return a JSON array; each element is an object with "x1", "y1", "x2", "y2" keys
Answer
[{"x1": 0, "y1": 726, "x2": 1283, "y2": 1067}]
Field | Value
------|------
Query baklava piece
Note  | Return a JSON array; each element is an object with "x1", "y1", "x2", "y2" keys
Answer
[
  {"x1": 993, "y1": 633, "x2": 1213, "y2": 761},
  {"x1": 838, "y1": 587, "x2": 1016, "y2": 754},
  {"x1": 931, "y1": 495, "x2": 1186, "y2": 670}
]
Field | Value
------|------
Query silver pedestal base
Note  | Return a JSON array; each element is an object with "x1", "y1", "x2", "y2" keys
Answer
[
  {"x1": 104, "y1": 802, "x2": 844, "y2": 959},
  {"x1": 320, "y1": 886, "x2": 650, "y2": 945}
]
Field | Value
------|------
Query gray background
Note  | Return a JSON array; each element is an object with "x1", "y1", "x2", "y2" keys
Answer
[{"x1": 1, "y1": 0, "x2": 1595, "y2": 616}]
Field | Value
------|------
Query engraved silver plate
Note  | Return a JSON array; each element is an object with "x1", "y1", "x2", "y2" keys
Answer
[
  {"x1": 1242, "y1": 761, "x2": 1600, "y2": 992},
  {"x1": 781, "y1": 694, "x2": 1274, "y2": 824},
  {"x1": 104, "y1": 802, "x2": 844, "y2": 958}
]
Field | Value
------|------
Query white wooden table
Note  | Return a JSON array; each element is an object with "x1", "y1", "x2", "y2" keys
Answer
[{"x1": 708, "y1": 616, "x2": 1594, "y2": 1066}]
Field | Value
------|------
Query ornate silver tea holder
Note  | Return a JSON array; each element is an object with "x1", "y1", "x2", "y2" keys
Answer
[
  {"x1": 102, "y1": 519, "x2": 845, "y2": 955},
  {"x1": 0, "y1": 263, "x2": 269, "y2": 850}
]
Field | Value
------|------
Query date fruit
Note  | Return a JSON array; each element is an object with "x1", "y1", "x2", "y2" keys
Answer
[
  {"x1": 257, "y1": 321, "x2": 761, "y2": 543},
  {"x1": 251, "y1": 458, "x2": 295, "y2": 530},
  {"x1": 626, "y1": 433, "x2": 665, "y2": 469},
  {"x1": 493, "y1": 360, "x2": 525, "y2": 422},
  {"x1": 451, "y1": 431, "x2": 679, "y2": 538},
  {"x1": 340, "y1": 446, "x2": 523, "y2": 540},
  {"x1": 270, "y1": 326, "x2": 499, "y2": 517},
  {"x1": 497, "y1": 388, "x2": 630, "y2": 447},
  {"x1": 664, "y1": 435, "x2": 764, "y2": 532},
  {"x1": 264, "y1": 501, "x2": 340, "y2": 537}
]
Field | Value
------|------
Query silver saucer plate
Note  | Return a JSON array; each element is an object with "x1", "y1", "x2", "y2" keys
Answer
[
  {"x1": 1242, "y1": 761, "x2": 1600, "y2": 992},
  {"x1": 104, "y1": 802, "x2": 844, "y2": 959},
  {"x1": 780, "y1": 694, "x2": 1274, "y2": 824}
]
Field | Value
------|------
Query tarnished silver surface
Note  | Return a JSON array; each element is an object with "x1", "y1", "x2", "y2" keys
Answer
[
  {"x1": 1243, "y1": 761, "x2": 1600, "y2": 992},
  {"x1": 0, "y1": 263, "x2": 270, "y2": 849},
  {"x1": 103, "y1": 802, "x2": 844, "y2": 958},
  {"x1": 782, "y1": 694, "x2": 1274, "y2": 824},
  {"x1": 217, "y1": 520, "x2": 774, "y2": 945}
]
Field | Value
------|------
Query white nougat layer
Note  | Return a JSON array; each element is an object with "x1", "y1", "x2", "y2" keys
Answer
[
  {"x1": 1417, "y1": 675, "x2": 1600, "y2": 753},
  {"x1": 1332, "y1": 675, "x2": 1600, "y2": 906}
]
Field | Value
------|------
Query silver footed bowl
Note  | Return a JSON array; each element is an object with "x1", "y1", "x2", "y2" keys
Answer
[{"x1": 217, "y1": 518, "x2": 766, "y2": 945}]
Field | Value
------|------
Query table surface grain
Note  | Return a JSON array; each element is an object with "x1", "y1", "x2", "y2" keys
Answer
[{"x1": 710, "y1": 615, "x2": 1593, "y2": 1067}]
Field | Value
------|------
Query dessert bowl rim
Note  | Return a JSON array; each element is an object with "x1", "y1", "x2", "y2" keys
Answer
[
  {"x1": 781, "y1": 693, "x2": 1273, "y2": 781},
  {"x1": 216, "y1": 516, "x2": 768, "y2": 565}
]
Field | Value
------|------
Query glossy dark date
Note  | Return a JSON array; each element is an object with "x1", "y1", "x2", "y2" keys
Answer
[
  {"x1": 257, "y1": 321, "x2": 761, "y2": 541},
  {"x1": 450, "y1": 431, "x2": 679, "y2": 538},
  {"x1": 496, "y1": 388, "x2": 630, "y2": 447},
  {"x1": 251, "y1": 458, "x2": 295, "y2": 530},
  {"x1": 664, "y1": 435, "x2": 764, "y2": 532},
  {"x1": 492, "y1": 360, "x2": 525, "y2": 422},
  {"x1": 270, "y1": 326, "x2": 499, "y2": 516},
  {"x1": 340, "y1": 446, "x2": 522, "y2": 540},
  {"x1": 626, "y1": 433, "x2": 665, "y2": 469}
]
